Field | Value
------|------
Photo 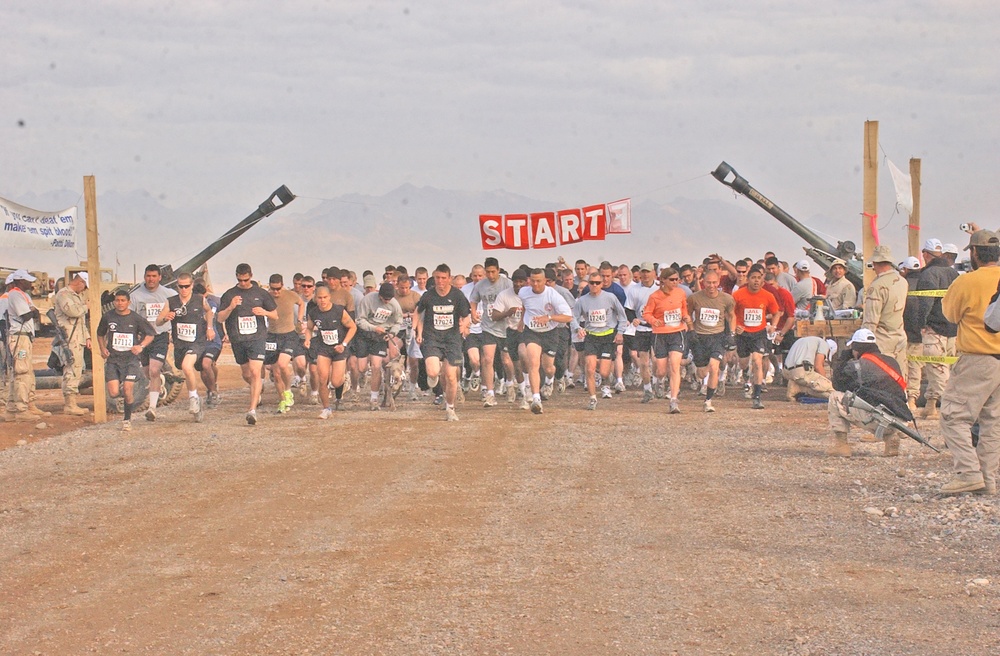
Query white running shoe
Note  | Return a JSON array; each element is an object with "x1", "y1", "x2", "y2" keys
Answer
[
  {"x1": 540, "y1": 383, "x2": 553, "y2": 400},
  {"x1": 189, "y1": 396, "x2": 200, "y2": 414},
  {"x1": 507, "y1": 384, "x2": 518, "y2": 403},
  {"x1": 614, "y1": 380, "x2": 626, "y2": 393},
  {"x1": 319, "y1": 408, "x2": 333, "y2": 420},
  {"x1": 483, "y1": 394, "x2": 497, "y2": 408},
  {"x1": 586, "y1": 397, "x2": 597, "y2": 411},
  {"x1": 445, "y1": 408, "x2": 459, "y2": 421},
  {"x1": 530, "y1": 399, "x2": 543, "y2": 415},
  {"x1": 246, "y1": 410, "x2": 257, "y2": 425},
  {"x1": 601, "y1": 386, "x2": 613, "y2": 399},
  {"x1": 704, "y1": 399, "x2": 715, "y2": 413}
]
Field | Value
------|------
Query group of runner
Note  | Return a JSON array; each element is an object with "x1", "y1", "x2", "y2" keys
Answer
[{"x1": 96, "y1": 253, "x2": 855, "y2": 428}]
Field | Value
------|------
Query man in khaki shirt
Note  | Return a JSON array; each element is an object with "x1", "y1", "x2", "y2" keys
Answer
[
  {"x1": 825, "y1": 259, "x2": 857, "y2": 311},
  {"x1": 862, "y1": 245, "x2": 908, "y2": 376},
  {"x1": 53, "y1": 272, "x2": 91, "y2": 415}
]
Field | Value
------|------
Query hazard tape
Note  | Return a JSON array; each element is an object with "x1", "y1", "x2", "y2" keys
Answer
[
  {"x1": 907, "y1": 355, "x2": 958, "y2": 364},
  {"x1": 907, "y1": 289, "x2": 947, "y2": 297}
]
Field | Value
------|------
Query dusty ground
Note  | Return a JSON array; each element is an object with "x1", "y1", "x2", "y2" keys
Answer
[{"x1": 2, "y1": 354, "x2": 999, "y2": 655}]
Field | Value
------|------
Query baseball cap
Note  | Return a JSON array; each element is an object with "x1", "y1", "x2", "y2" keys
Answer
[
  {"x1": 964, "y1": 229, "x2": 1000, "y2": 250},
  {"x1": 826, "y1": 339, "x2": 838, "y2": 356},
  {"x1": 899, "y1": 256, "x2": 921, "y2": 270},
  {"x1": 9, "y1": 269, "x2": 36, "y2": 282},
  {"x1": 942, "y1": 243, "x2": 959, "y2": 255},
  {"x1": 794, "y1": 259, "x2": 810, "y2": 272},
  {"x1": 362, "y1": 273, "x2": 377, "y2": 288},
  {"x1": 846, "y1": 328, "x2": 877, "y2": 346},
  {"x1": 75, "y1": 271, "x2": 89, "y2": 286},
  {"x1": 921, "y1": 238, "x2": 943, "y2": 254},
  {"x1": 870, "y1": 245, "x2": 894, "y2": 264},
  {"x1": 639, "y1": 261, "x2": 655, "y2": 272},
  {"x1": 378, "y1": 282, "x2": 395, "y2": 300},
  {"x1": 830, "y1": 258, "x2": 847, "y2": 269}
]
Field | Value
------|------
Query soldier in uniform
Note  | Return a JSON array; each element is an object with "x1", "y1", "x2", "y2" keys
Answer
[
  {"x1": 861, "y1": 244, "x2": 908, "y2": 377},
  {"x1": 3, "y1": 269, "x2": 49, "y2": 422},
  {"x1": 825, "y1": 259, "x2": 857, "y2": 311},
  {"x1": 53, "y1": 271, "x2": 91, "y2": 415}
]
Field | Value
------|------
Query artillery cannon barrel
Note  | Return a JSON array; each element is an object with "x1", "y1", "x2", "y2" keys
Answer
[
  {"x1": 712, "y1": 162, "x2": 864, "y2": 289},
  {"x1": 174, "y1": 185, "x2": 296, "y2": 275}
]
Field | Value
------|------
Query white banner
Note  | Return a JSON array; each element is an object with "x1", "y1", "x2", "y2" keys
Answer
[
  {"x1": 0, "y1": 196, "x2": 77, "y2": 250},
  {"x1": 886, "y1": 159, "x2": 913, "y2": 216}
]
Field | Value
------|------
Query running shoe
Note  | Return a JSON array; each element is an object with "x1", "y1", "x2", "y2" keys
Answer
[
  {"x1": 601, "y1": 386, "x2": 613, "y2": 399},
  {"x1": 469, "y1": 374, "x2": 481, "y2": 392},
  {"x1": 283, "y1": 390, "x2": 295, "y2": 408},
  {"x1": 483, "y1": 394, "x2": 497, "y2": 408},
  {"x1": 246, "y1": 410, "x2": 257, "y2": 425},
  {"x1": 319, "y1": 408, "x2": 333, "y2": 420},
  {"x1": 540, "y1": 383, "x2": 553, "y2": 400},
  {"x1": 641, "y1": 389, "x2": 654, "y2": 404},
  {"x1": 121, "y1": 419, "x2": 131, "y2": 432},
  {"x1": 669, "y1": 399, "x2": 680, "y2": 414},
  {"x1": 614, "y1": 380, "x2": 626, "y2": 393},
  {"x1": 445, "y1": 408, "x2": 459, "y2": 421},
  {"x1": 530, "y1": 399, "x2": 543, "y2": 415},
  {"x1": 207, "y1": 391, "x2": 221, "y2": 409},
  {"x1": 751, "y1": 398, "x2": 765, "y2": 410},
  {"x1": 145, "y1": 408, "x2": 156, "y2": 422},
  {"x1": 309, "y1": 391, "x2": 320, "y2": 405},
  {"x1": 507, "y1": 384, "x2": 518, "y2": 403},
  {"x1": 189, "y1": 396, "x2": 200, "y2": 415},
  {"x1": 586, "y1": 397, "x2": 597, "y2": 411},
  {"x1": 704, "y1": 399, "x2": 715, "y2": 413}
]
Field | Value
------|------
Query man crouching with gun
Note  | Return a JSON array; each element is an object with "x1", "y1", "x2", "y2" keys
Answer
[{"x1": 826, "y1": 328, "x2": 939, "y2": 457}]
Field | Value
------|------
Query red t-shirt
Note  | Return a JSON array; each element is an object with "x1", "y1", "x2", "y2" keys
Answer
[{"x1": 732, "y1": 286, "x2": 779, "y2": 333}]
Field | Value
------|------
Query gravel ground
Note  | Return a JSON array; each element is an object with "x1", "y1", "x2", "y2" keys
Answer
[{"x1": 2, "y1": 378, "x2": 999, "y2": 655}]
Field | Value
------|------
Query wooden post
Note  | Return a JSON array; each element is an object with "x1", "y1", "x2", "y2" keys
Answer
[
  {"x1": 84, "y1": 176, "x2": 107, "y2": 423},
  {"x1": 862, "y1": 120, "x2": 878, "y2": 288},
  {"x1": 909, "y1": 158, "x2": 921, "y2": 259}
]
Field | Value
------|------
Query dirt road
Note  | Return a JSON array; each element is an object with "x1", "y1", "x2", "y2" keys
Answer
[{"x1": 2, "y1": 375, "x2": 998, "y2": 654}]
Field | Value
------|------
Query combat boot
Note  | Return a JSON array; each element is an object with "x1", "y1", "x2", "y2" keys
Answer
[
  {"x1": 63, "y1": 394, "x2": 88, "y2": 416},
  {"x1": 906, "y1": 397, "x2": 918, "y2": 414},
  {"x1": 923, "y1": 400, "x2": 939, "y2": 420},
  {"x1": 2, "y1": 410, "x2": 28, "y2": 423},
  {"x1": 26, "y1": 403, "x2": 52, "y2": 417},
  {"x1": 827, "y1": 431, "x2": 852, "y2": 457},
  {"x1": 882, "y1": 434, "x2": 900, "y2": 457}
]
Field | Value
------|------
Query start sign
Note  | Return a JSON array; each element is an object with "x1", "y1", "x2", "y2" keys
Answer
[{"x1": 479, "y1": 198, "x2": 630, "y2": 250}]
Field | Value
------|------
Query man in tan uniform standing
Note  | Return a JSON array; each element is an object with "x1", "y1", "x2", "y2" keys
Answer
[
  {"x1": 53, "y1": 272, "x2": 90, "y2": 415},
  {"x1": 862, "y1": 245, "x2": 908, "y2": 377},
  {"x1": 825, "y1": 259, "x2": 857, "y2": 311}
]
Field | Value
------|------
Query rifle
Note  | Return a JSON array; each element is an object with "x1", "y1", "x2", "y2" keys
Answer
[
  {"x1": 843, "y1": 391, "x2": 941, "y2": 453},
  {"x1": 46, "y1": 308, "x2": 74, "y2": 373}
]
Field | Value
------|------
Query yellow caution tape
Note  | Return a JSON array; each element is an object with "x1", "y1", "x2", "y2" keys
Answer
[
  {"x1": 907, "y1": 289, "x2": 947, "y2": 297},
  {"x1": 907, "y1": 355, "x2": 958, "y2": 364}
]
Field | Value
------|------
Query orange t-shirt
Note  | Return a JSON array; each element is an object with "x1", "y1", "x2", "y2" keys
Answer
[
  {"x1": 642, "y1": 288, "x2": 689, "y2": 334},
  {"x1": 732, "y1": 287, "x2": 779, "y2": 333}
]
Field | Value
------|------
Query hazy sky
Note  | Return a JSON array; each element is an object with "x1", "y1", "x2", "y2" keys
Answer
[{"x1": 3, "y1": 1, "x2": 999, "y2": 274}]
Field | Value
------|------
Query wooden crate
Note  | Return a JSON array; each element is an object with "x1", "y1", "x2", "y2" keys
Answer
[{"x1": 796, "y1": 318, "x2": 863, "y2": 339}]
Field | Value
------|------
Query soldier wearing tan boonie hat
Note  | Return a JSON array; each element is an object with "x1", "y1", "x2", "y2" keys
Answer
[{"x1": 862, "y1": 244, "x2": 908, "y2": 376}]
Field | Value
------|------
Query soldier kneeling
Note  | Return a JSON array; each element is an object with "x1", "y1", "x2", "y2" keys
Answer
[{"x1": 827, "y1": 328, "x2": 913, "y2": 457}]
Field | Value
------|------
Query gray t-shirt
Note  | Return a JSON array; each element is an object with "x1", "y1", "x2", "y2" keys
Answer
[
  {"x1": 470, "y1": 276, "x2": 513, "y2": 337},
  {"x1": 574, "y1": 291, "x2": 627, "y2": 334},
  {"x1": 129, "y1": 284, "x2": 178, "y2": 335},
  {"x1": 784, "y1": 335, "x2": 831, "y2": 369}
]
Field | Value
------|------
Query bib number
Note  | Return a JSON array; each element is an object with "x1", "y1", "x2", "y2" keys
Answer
[
  {"x1": 265, "y1": 340, "x2": 277, "y2": 352},
  {"x1": 145, "y1": 302, "x2": 164, "y2": 322},
  {"x1": 238, "y1": 315, "x2": 258, "y2": 335},
  {"x1": 176, "y1": 323, "x2": 197, "y2": 342},
  {"x1": 433, "y1": 314, "x2": 454, "y2": 330},
  {"x1": 699, "y1": 308, "x2": 721, "y2": 327},
  {"x1": 744, "y1": 308, "x2": 763, "y2": 328},
  {"x1": 588, "y1": 308, "x2": 608, "y2": 327},
  {"x1": 663, "y1": 309, "x2": 682, "y2": 327},
  {"x1": 373, "y1": 307, "x2": 392, "y2": 322},
  {"x1": 321, "y1": 329, "x2": 339, "y2": 345},
  {"x1": 112, "y1": 332, "x2": 134, "y2": 352}
]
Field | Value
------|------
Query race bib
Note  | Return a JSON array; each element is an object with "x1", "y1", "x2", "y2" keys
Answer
[
  {"x1": 699, "y1": 307, "x2": 721, "y2": 327},
  {"x1": 265, "y1": 340, "x2": 277, "y2": 352},
  {"x1": 403, "y1": 315, "x2": 413, "y2": 329},
  {"x1": 433, "y1": 313, "x2": 454, "y2": 330},
  {"x1": 513, "y1": 308, "x2": 523, "y2": 322},
  {"x1": 144, "y1": 302, "x2": 164, "y2": 322},
  {"x1": 111, "y1": 332, "x2": 133, "y2": 352},
  {"x1": 743, "y1": 307, "x2": 763, "y2": 327},
  {"x1": 486, "y1": 303, "x2": 496, "y2": 319},
  {"x1": 176, "y1": 323, "x2": 197, "y2": 342},
  {"x1": 321, "y1": 329, "x2": 339, "y2": 345},
  {"x1": 237, "y1": 315, "x2": 258, "y2": 335},
  {"x1": 588, "y1": 308, "x2": 608, "y2": 327},
  {"x1": 528, "y1": 316, "x2": 547, "y2": 331},
  {"x1": 663, "y1": 309, "x2": 682, "y2": 327},
  {"x1": 373, "y1": 307, "x2": 392, "y2": 323}
]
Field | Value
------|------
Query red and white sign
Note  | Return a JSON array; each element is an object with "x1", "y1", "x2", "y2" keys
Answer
[{"x1": 479, "y1": 198, "x2": 630, "y2": 250}]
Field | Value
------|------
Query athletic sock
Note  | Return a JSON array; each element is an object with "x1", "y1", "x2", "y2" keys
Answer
[
  {"x1": 644, "y1": 383, "x2": 652, "y2": 392},
  {"x1": 124, "y1": 402, "x2": 132, "y2": 421},
  {"x1": 706, "y1": 387, "x2": 716, "y2": 401},
  {"x1": 544, "y1": 376, "x2": 554, "y2": 386},
  {"x1": 533, "y1": 393, "x2": 541, "y2": 402},
  {"x1": 753, "y1": 384, "x2": 762, "y2": 399},
  {"x1": 148, "y1": 391, "x2": 159, "y2": 410},
  {"x1": 335, "y1": 384, "x2": 344, "y2": 400}
]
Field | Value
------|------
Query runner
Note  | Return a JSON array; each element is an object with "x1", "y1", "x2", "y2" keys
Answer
[
  {"x1": 574, "y1": 271, "x2": 628, "y2": 409},
  {"x1": 415, "y1": 264, "x2": 471, "y2": 421},
  {"x1": 394, "y1": 271, "x2": 423, "y2": 401},
  {"x1": 217, "y1": 263, "x2": 279, "y2": 425},
  {"x1": 687, "y1": 271, "x2": 736, "y2": 412},
  {"x1": 469, "y1": 257, "x2": 513, "y2": 408},
  {"x1": 461, "y1": 265, "x2": 487, "y2": 394},
  {"x1": 263, "y1": 273, "x2": 305, "y2": 414},
  {"x1": 643, "y1": 267, "x2": 693, "y2": 414},
  {"x1": 96, "y1": 290, "x2": 155, "y2": 432},
  {"x1": 518, "y1": 268, "x2": 573, "y2": 414},
  {"x1": 303, "y1": 285, "x2": 357, "y2": 418},
  {"x1": 625, "y1": 262, "x2": 658, "y2": 402},
  {"x1": 156, "y1": 272, "x2": 215, "y2": 422},
  {"x1": 356, "y1": 282, "x2": 404, "y2": 410},
  {"x1": 193, "y1": 278, "x2": 223, "y2": 408},
  {"x1": 129, "y1": 264, "x2": 178, "y2": 421},
  {"x1": 732, "y1": 265, "x2": 782, "y2": 409},
  {"x1": 489, "y1": 269, "x2": 528, "y2": 404}
]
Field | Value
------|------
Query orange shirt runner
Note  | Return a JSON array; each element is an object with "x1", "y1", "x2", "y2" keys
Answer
[
  {"x1": 643, "y1": 287, "x2": 690, "y2": 334},
  {"x1": 732, "y1": 287, "x2": 779, "y2": 333}
]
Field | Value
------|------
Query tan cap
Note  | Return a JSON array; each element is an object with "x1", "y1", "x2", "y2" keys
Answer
[
  {"x1": 964, "y1": 229, "x2": 999, "y2": 250},
  {"x1": 870, "y1": 245, "x2": 893, "y2": 264},
  {"x1": 639, "y1": 261, "x2": 655, "y2": 272}
]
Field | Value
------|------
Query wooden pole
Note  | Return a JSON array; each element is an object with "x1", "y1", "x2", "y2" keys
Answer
[
  {"x1": 84, "y1": 176, "x2": 107, "y2": 423},
  {"x1": 862, "y1": 120, "x2": 878, "y2": 288},
  {"x1": 909, "y1": 158, "x2": 921, "y2": 259}
]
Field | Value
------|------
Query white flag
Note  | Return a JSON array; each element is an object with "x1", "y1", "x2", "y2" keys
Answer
[
  {"x1": 0, "y1": 196, "x2": 78, "y2": 250},
  {"x1": 886, "y1": 159, "x2": 913, "y2": 216}
]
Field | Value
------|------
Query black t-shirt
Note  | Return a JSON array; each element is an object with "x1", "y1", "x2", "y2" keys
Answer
[
  {"x1": 416, "y1": 287, "x2": 471, "y2": 341},
  {"x1": 168, "y1": 293, "x2": 208, "y2": 346},
  {"x1": 219, "y1": 283, "x2": 277, "y2": 343},
  {"x1": 832, "y1": 350, "x2": 911, "y2": 421},
  {"x1": 307, "y1": 304, "x2": 349, "y2": 346},
  {"x1": 96, "y1": 310, "x2": 155, "y2": 361}
]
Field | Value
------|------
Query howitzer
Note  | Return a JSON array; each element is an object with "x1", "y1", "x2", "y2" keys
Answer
[
  {"x1": 711, "y1": 162, "x2": 864, "y2": 290},
  {"x1": 843, "y1": 391, "x2": 940, "y2": 453}
]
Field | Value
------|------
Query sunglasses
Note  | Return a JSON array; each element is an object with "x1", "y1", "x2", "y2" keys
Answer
[
  {"x1": 588, "y1": 281, "x2": 602, "y2": 285},
  {"x1": 301, "y1": 284, "x2": 314, "y2": 288},
  {"x1": 269, "y1": 286, "x2": 282, "y2": 292},
  {"x1": 236, "y1": 277, "x2": 252, "y2": 283},
  {"x1": 665, "y1": 277, "x2": 680, "y2": 282},
  {"x1": 177, "y1": 284, "x2": 192, "y2": 289}
]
